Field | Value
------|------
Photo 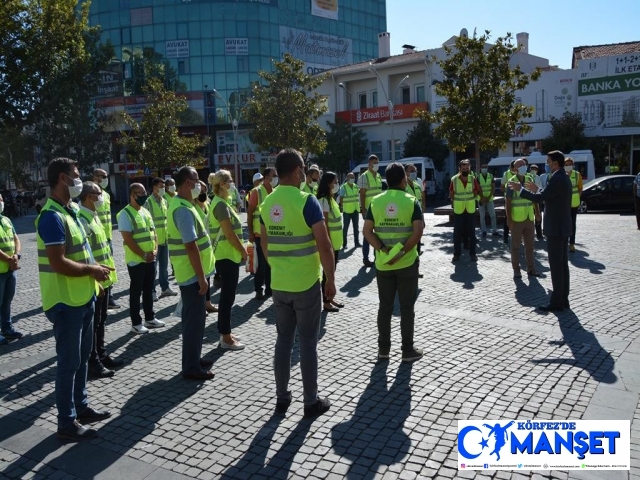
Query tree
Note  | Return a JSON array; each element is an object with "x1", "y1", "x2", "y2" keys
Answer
[
  {"x1": 243, "y1": 54, "x2": 329, "y2": 158},
  {"x1": 429, "y1": 31, "x2": 541, "y2": 172},
  {"x1": 0, "y1": 127, "x2": 36, "y2": 189},
  {"x1": 315, "y1": 118, "x2": 368, "y2": 173},
  {"x1": 118, "y1": 78, "x2": 208, "y2": 172},
  {"x1": 403, "y1": 112, "x2": 449, "y2": 170},
  {"x1": 540, "y1": 112, "x2": 589, "y2": 154}
]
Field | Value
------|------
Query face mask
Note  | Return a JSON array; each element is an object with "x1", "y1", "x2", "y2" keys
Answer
[
  {"x1": 565, "y1": 165, "x2": 573, "y2": 173},
  {"x1": 100, "y1": 178, "x2": 108, "y2": 189},
  {"x1": 198, "y1": 193, "x2": 207, "y2": 202},
  {"x1": 530, "y1": 170, "x2": 538, "y2": 176},
  {"x1": 347, "y1": 178, "x2": 354, "y2": 184},
  {"x1": 371, "y1": 164, "x2": 379, "y2": 172},
  {"x1": 158, "y1": 188, "x2": 166, "y2": 197},
  {"x1": 310, "y1": 180, "x2": 318, "y2": 187},
  {"x1": 481, "y1": 168, "x2": 488, "y2": 174},
  {"x1": 135, "y1": 194, "x2": 148, "y2": 206},
  {"x1": 545, "y1": 164, "x2": 551, "y2": 174},
  {"x1": 66, "y1": 176, "x2": 83, "y2": 198},
  {"x1": 0, "y1": 202, "x2": 4, "y2": 214},
  {"x1": 167, "y1": 185, "x2": 176, "y2": 193},
  {"x1": 409, "y1": 172, "x2": 417, "y2": 181},
  {"x1": 461, "y1": 171, "x2": 469, "y2": 177},
  {"x1": 229, "y1": 182, "x2": 236, "y2": 190},
  {"x1": 191, "y1": 181, "x2": 201, "y2": 200},
  {"x1": 94, "y1": 195, "x2": 104, "y2": 209},
  {"x1": 270, "y1": 177, "x2": 279, "y2": 188},
  {"x1": 331, "y1": 183, "x2": 339, "y2": 194},
  {"x1": 517, "y1": 165, "x2": 528, "y2": 176}
]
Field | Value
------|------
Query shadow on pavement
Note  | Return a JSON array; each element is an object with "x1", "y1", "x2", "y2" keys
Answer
[
  {"x1": 339, "y1": 265, "x2": 376, "y2": 299},
  {"x1": 449, "y1": 261, "x2": 483, "y2": 290},
  {"x1": 569, "y1": 250, "x2": 605, "y2": 275},
  {"x1": 331, "y1": 362, "x2": 413, "y2": 479},
  {"x1": 514, "y1": 276, "x2": 548, "y2": 308},
  {"x1": 530, "y1": 310, "x2": 617, "y2": 383}
]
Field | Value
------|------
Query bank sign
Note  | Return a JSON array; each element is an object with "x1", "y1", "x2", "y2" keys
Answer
[
  {"x1": 280, "y1": 26, "x2": 352, "y2": 74},
  {"x1": 458, "y1": 420, "x2": 630, "y2": 470},
  {"x1": 577, "y1": 53, "x2": 640, "y2": 134},
  {"x1": 335, "y1": 102, "x2": 428, "y2": 125}
]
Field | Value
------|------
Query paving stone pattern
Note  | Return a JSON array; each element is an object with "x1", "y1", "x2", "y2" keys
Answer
[{"x1": 0, "y1": 210, "x2": 638, "y2": 480}]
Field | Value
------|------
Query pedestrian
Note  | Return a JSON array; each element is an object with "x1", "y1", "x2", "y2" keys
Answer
[
  {"x1": 363, "y1": 162, "x2": 424, "y2": 362},
  {"x1": 260, "y1": 148, "x2": 335, "y2": 418},
  {"x1": 246, "y1": 172, "x2": 263, "y2": 212},
  {"x1": 36, "y1": 157, "x2": 112, "y2": 440},
  {"x1": 338, "y1": 172, "x2": 361, "y2": 250},
  {"x1": 529, "y1": 164, "x2": 544, "y2": 240},
  {"x1": 477, "y1": 162, "x2": 500, "y2": 238},
  {"x1": 501, "y1": 160, "x2": 518, "y2": 245},
  {"x1": 246, "y1": 167, "x2": 276, "y2": 300},
  {"x1": 358, "y1": 155, "x2": 383, "y2": 267},
  {"x1": 509, "y1": 150, "x2": 572, "y2": 312},
  {"x1": 405, "y1": 163, "x2": 426, "y2": 278},
  {"x1": 634, "y1": 168, "x2": 640, "y2": 230},
  {"x1": 92, "y1": 169, "x2": 120, "y2": 310},
  {"x1": 78, "y1": 182, "x2": 123, "y2": 378},
  {"x1": 164, "y1": 178, "x2": 177, "y2": 205},
  {"x1": 208, "y1": 170, "x2": 248, "y2": 350},
  {"x1": 506, "y1": 159, "x2": 541, "y2": 279},
  {"x1": 168, "y1": 166, "x2": 216, "y2": 380},
  {"x1": 301, "y1": 165, "x2": 320, "y2": 195},
  {"x1": 564, "y1": 157, "x2": 583, "y2": 253},
  {"x1": 145, "y1": 177, "x2": 177, "y2": 301},
  {"x1": 226, "y1": 179, "x2": 243, "y2": 213},
  {"x1": 117, "y1": 183, "x2": 165, "y2": 334},
  {"x1": 316, "y1": 171, "x2": 345, "y2": 313},
  {"x1": 0, "y1": 193, "x2": 23, "y2": 345},
  {"x1": 194, "y1": 179, "x2": 218, "y2": 313},
  {"x1": 450, "y1": 159, "x2": 480, "y2": 262}
]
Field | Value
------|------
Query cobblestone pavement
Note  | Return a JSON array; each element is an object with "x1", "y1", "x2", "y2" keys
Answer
[{"x1": 1, "y1": 209, "x2": 639, "y2": 480}]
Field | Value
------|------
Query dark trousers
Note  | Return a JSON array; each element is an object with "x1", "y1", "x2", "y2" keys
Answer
[
  {"x1": 376, "y1": 260, "x2": 419, "y2": 353},
  {"x1": 127, "y1": 262, "x2": 156, "y2": 326},
  {"x1": 322, "y1": 250, "x2": 339, "y2": 303},
  {"x1": 254, "y1": 237, "x2": 271, "y2": 294},
  {"x1": 107, "y1": 240, "x2": 115, "y2": 303},
  {"x1": 546, "y1": 236, "x2": 570, "y2": 308},
  {"x1": 569, "y1": 207, "x2": 578, "y2": 245},
  {"x1": 636, "y1": 197, "x2": 640, "y2": 229},
  {"x1": 215, "y1": 259, "x2": 240, "y2": 335},
  {"x1": 342, "y1": 211, "x2": 360, "y2": 246},
  {"x1": 89, "y1": 286, "x2": 109, "y2": 363},
  {"x1": 206, "y1": 277, "x2": 211, "y2": 302},
  {"x1": 180, "y1": 282, "x2": 207, "y2": 375},
  {"x1": 453, "y1": 212, "x2": 476, "y2": 256},
  {"x1": 503, "y1": 219, "x2": 510, "y2": 243}
]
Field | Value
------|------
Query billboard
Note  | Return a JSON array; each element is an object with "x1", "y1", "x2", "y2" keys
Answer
[
  {"x1": 311, "y1": 0, "x2": 338, "y2": 20},
  {"x1": 335, "y1": 102, "x2": 428, "y2": 125},
  {"x1": 225, "y1": 38, "x2": 249, "y2": 55},
  {"x1": 280, "y1": 26, "x2": 352, "y2": 74}
]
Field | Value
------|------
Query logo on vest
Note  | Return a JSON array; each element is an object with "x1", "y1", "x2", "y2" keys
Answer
[
  {"x1": 269, "y1": 204, "x2": 284, "y2": 223},
  {"x1": 385, "y1": 203, "x2": 399, "y2": 218}
]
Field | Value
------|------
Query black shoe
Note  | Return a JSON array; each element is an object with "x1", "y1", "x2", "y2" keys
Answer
[
  {"x1": 2, "y1": 329, "x2": 23, "y2": 340},
  {"x1": 354, "y1": 243, "x2": 362, "y2": 248},
  {"x1": 265, "y1": 289, "x2": 272, "y2": 298},
  {"x1": 492, "y1": 232, "x2": 501, "y2": 237},
  {"x1": 275, "y1": 398, "x2": 292, "y2": 414},
  {"x1": 254, "y1": 292, "x2": 265, "y2": 300},
  {"x1": 418, "y1": 273, "x2": 424, "y2": 278},
  {"x1": 100, "y1": 356, "x2": 124, "y2": 369},
  {"x1": 304, "y1": 397, "x2": 331, "y2": 418},
  {"x1": 183, "y1": 370, "x2": 215, "y2": 381},
  {"x1": 77, "y1": 406, "x2": 112, "y2": 423},
  {"x1": 564, "y1": 302, "x2": 571, "y2": 309},
  {"x1": 537, "y1": 305, "x2": 564, "y2": 312},
  {"x1": 88, "y1": 362, "x2": 115, "y2": 379},
  {"x1": 527, "y1": 270, "x2": 541, "y2": 277},
  {"x1": 363, "y1": 260, "x2": 374, "y2": 268},
  {"x1": 402, "y1": 347, "x2": 424, "y2": 363},
  {"x1": 57, "y1": 421, "x2": 97, "y2": 441},
  {"x1": 107, "y1": 299, "x2": 121, "y2": 310},
  {"x1": 199, "y1": 358, "x2": 214, "y2": 369},
  {"x1": 481, "y1": 231, "x2": 487, "y2": 238},
  {"x1": 452, "y1": 255, "x2": 460, "y2": 262}
]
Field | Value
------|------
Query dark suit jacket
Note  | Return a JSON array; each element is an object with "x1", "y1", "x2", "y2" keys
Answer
[{"x1": 519, "y1": 168, "x2": 572, "y2": 237}]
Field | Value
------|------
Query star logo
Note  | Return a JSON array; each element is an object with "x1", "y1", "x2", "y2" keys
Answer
[{"x1": 479, "y1": 437, "x2": 489, "y2": 449}]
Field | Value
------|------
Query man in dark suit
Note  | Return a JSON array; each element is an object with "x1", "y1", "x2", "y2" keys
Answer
[{"x1": 509, "y1": 151, "x2": 572, "y2": 312}]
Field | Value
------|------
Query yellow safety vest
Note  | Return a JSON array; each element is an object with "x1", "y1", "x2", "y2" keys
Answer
[
  {"x1": 119, "y1": 205, "x2": 156, "y2": 265},
  {"x1": 324, "y1": 197, "x2": 343, "y2": 250},
  {"x1": 163, "y1": 192, "x2": 176, "y2": 207},
  {"x1": 508, "y1": 174, "x2": 535, "y2": 222},
  {"x1": 260, "y1": 186, "x2": 320, "y2": 292},
  {"x1": 0, "y1": 216, "x2": 15, "y2": 274},
  {"x1": 78, "y1": 207, "x2": 117, "y2": 288},
  {"x1": 363, "y1": 170, "x2": 383, "y2": 209},
  {"x1": 370, "y1": 189, "x2": 418, "y2": 271},
  {"x1": 406, "y1": 181, "x2": 422, "y2": 203},
  {"x1": 208, "y1": 195, "x2": 243, "y2": 263},
  {"x1": 341, "y1": 182, "x2": 360, "y2": 214},
  {"x1": 251, "y1": 184, "x2": 269, "y2": 235},
  {"x1": 477, "y1": 173, "x2": 494, "y2": 201},
  {"x1": 145, "y1": 195, "x2": 168, "y2": 245},
  {"x1": 96, "y1": 189, "x2": 112, "y2": 240},
  {"x1": 195, "y1": 202, "x2": 209, "y2": 222},
  {"x1": 36, "y1": 199, "x2": 95, "y2": 311},
  {"x1": 569, "y1": 170, "x2": 580, "y2": 208},
  {"x1": 452, "y1": 175, "x2": 476, "y2": 214},
  {"x1": 167, "y1": 196, "x2": 215, "y2": 284},
  {"x1": 301, "y1": 182, "x2": 317, "y2": 195}
]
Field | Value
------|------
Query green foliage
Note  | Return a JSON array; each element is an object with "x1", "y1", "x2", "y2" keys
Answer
[
  {"x1": 315, "y1": 118, "x2": 368, "y2": 173},
  {"x1": 429, "y1": 31, "x2": 541, "y2": 171},
  {"x1": 243, "y1": 54, "x2": 329, "y2": 157},
  {"x1": 403, "y1": 111, "x2": 449, "y2": 170},
  {"x1": 0, "y1": 127, "x2": 36, "y2": 188},
  {"x1": 540, "y1": 112, "x2": 589, "y2": 154},
  {"x1": 118, "y1": 78, "x2": 208, "y2": 172},
  {"x1": 123, "y1": 47, "x2": 186, "y2": 96}
]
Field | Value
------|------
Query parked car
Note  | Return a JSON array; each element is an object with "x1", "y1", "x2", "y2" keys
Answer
[{"x1": 577, "y1": 175, "x2": 636, "y2": 213}]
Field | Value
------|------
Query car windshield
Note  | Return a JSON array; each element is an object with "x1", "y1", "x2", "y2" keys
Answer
[{"x1": 583, "y1": 178, "x2": 601, "y2": 189}]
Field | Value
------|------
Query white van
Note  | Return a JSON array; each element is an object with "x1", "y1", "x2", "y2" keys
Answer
[{"x1": 350, "y1": 157, "x2": 437, "y2": 195}]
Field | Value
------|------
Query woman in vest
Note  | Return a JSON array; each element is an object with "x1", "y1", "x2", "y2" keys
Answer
[
  {"x1": 195, "y1": 180, "x2": 218, "y2": 313},
  {"x1": 316, "y1": 172, "x2": 344, "y2": 313},
  {"x1": 208, "y1": 170, "x2": 248, "y2": 349}
]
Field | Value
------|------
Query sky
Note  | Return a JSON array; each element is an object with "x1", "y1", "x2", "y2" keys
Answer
[{"x1": 386, "y1": 0, "x2": 640, "y2": 70}]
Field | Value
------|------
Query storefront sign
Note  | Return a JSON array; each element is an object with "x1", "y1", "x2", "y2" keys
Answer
[
  {"x1": 280, "y1": 26, "x2": 352, "y2": 72},
  {"x1": 216, "y1": 152, "x2": 262, "y2": 165},
  {"x1": 225, "y1": 38, "x2": 249, "y2": 55},
  {"x1": 335, "y1": 102, "x2": 428, "y2": 125},
  {"x1": 166, "y1": 40, "x2": 189, "y2": 58}
]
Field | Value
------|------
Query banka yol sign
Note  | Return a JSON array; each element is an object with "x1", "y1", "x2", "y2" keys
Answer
[{"x1": 335, "y1": 102, "x2": 428, "y2": 125}]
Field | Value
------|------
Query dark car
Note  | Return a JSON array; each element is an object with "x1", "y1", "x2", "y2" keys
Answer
[{"x1": 577, "y1": 175, "x2": 636, "y2": 213}]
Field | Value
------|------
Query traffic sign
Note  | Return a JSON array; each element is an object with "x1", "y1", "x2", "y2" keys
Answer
[{"x1": 144, "y1": 166, "x2": 151, "y2": 176}]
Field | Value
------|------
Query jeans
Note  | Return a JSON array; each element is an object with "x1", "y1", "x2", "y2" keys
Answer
[
  {"x1": 45, "y1": 299, "x2": 95, "y2": 428},
  {"x1": 0, "y1": 270, "x2": 17, "y2": 333},
  {"x1": 478, "y1": 200, "x2": 497, "y2": 233},
  {"x1": 570, "y1": 207, "x2": 578, "y2": 245},
  {"x1": 254, "y1": 237, "x2": 271, "y2": 294},
  {"x1": 453, "y1": 212, "x2": 476, "y2": 256},
  {"x1": 215, "y1": 259, "x2": 240, "y2": 335},
  {"x1": 322, "y1": 250, "x2": 339, "y2": 303},
  {"x1": 376, "y1": 260, "x2": 419, "y2": 353},
  {"x1": 510, "y1": 220, "x2": 535, "y2": 272},
  {"x1": 127, "y1": 262, "x2": 156, "y2": 326},
  {"x1": 272, "y1": 281, "x2": 321, "y2": 405},
  {"x1": 179, "y1": 282, "x2": 207, "y2": 375},
  {"x1": 342, "y1": 211, "x2": 360, "y2": 246},
  {"x1": 89, "y1": 287, "x2": 109, "y2": 363},
  {"x1": 156, "y1": 244, "x2": 169, "y2": 291}
]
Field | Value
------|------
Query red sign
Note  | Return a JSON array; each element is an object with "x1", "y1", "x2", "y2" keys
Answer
[{"x1": 335, "y1": 102, "x2": 428, "y2": 125}]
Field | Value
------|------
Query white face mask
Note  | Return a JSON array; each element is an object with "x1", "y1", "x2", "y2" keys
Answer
[
  {"x1": 481, "y1": 168, "x2": 488, "y2": 174},
  {"x1": 565, "y1": 165, "x2": 573, "y2": 173},
  {"x1": 158, "y1": 188, "x2": 166, "y2": 197},
  {"x1": 371, "y1": 164, "x2": 379, "y2": 172},
  {"x1": 270, "y1": 177, "x2": 279, "y2": 188},
  {"x1": 229, "y1": 182, "x2": 236, "y2": 190},
  {"x1": 331, "y1": 183, "x2": 339, "y2": 194},
  {"x1": 100, "y1": 178, "x2": 108, "y2": 189},
  {"x1": 94, "y1": 194, "x2": 104, "y2": 209},
  {"x1": 409, "y1": 172, "x2": 417, "y2": 181},
  {"x1": 517, "y1": 165, "x2": 528, "y2": 176},
  {"x1": 347, "y1": 178, "x2": 354, "y2": 184},
  {"x1": 190, "y1": 181, "x2": 201, "y2": 200},
  {"x1": 67, "y1": 176, "x2": 83, "y2": 198},
  {"x1": 167, "y1": 185, "x2": 176, "y2": 193},
  {"x1": 0, "y1": 202, "x2": 4, "y2": 214},
  {"x1": 310, "y1": 180, "x2": 318, "y2": 187}
]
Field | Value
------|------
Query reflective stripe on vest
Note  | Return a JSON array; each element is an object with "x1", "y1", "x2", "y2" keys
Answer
[
  {"x1": 121, "y1": 205, "x2": 155, "y2": 264},
  {"x1": 208, "y1": 196, "x2": 243, "y2": 263},
  {"x1": 508, "y1": 174, "x2": 535, "y2": 222},
  {"x1": 96, "y1": 190, "x2": 112, "y2": 240},
  {"x1": 78, "y1": 208, "x2": 117, "y2": 287},
  {"x1": 363, "y1": 170, "x2": 382, "y2": 208},
  {"x1": 145, "y1": 195, "x2": 167, "y2": 245},
  {"x1": 0, "y1": 216, "x2": 15, "y2": 273},
  {"x1": 569, "y1": 170, "x2": 580, "y2": 208},
  {"x1": 452, "y1": 175, "x2": 476, "y2": 214},
  {"x1": 326, "y1": 197, "x2": 343, "y2": 250},
  {"x1": 342, "y1": 183, "x2": 359, "y2": 214},
  {"x1": 406, "y1": 182, "x2": 421, "y2": 202},
  {"x1": 252, "y1": 185, "x2": 268, "y2": 235}
]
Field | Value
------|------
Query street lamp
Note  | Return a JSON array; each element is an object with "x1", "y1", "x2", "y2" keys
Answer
[
  {"x1": 369, "y1": 63, "x2": 409, "y2": 162},
  {"x1": 338, "y1": 83, "x2": 354, "y2": 168},
  {"x1": 213, "y1": 89, "x2": 238, "y2": 182}
]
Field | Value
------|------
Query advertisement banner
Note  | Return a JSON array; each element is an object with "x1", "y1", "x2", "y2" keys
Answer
[
  {"x1": 95, "y1": 63, "x2": 123, "y2": 99},
  {"x1": 225, "y1": 38, "x2": 249, "y2": 55},
  {"x1": 311, "y1": 0, "x2": 338, "y2": 20},
  {"x1": 280, "y1": 26, "x2": 352, "y2": 74},
  {"x1": 335, "y1": 102, "x2": 428, "y2": 125},
  {"x1": 458, "y1": 420, "x2": 630, "y2": 471},
  {"x1": 166, "y1": 40, "x2": 189, "y2": 58}
]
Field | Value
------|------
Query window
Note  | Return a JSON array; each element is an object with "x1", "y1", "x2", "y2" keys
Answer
[
  {"x1": 121, "y1": 27, "x2": 131, "y2": 44},
  {"x1": 178, "y1": 60, "x2": 189, "y2": 75},
  {"x1": 416, "y1": 85, "x2": 425, "y2": 103},
  {"x1": 237, "y1": 57, "x2": 248, "y2": 72},
  {"x1": 359, "y1": 93, "x2": 367, "y2": 109},
  {"x1": 370, "y1": 141, "x2": 382, "y2": 160},
  {"x1": 130, "y1": 7, "x2": 153, "y2": 26},
  {"x1": 387, "y1": 139, "x2": 403, "y2": 160},
  {"x1": 402, "y1": 86, "x2": 410, "y2": 105},
  {"x1": 372, "y1": 90, "x2": 378, "y2": 107}
]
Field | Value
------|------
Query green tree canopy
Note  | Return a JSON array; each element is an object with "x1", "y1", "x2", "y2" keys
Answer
[
  {"x1": 243, "y1": 54, "x2": 329, "y2": 158},
  {"x1": 429, "y1": 31, "x2": 541, "y2": 172},
  {"x1": 315, "y1": 118, "x2": 368, "y2": 173},
  {"x1": 118, "y1": 78, "x2": 208, "y2": 172},
  {"x1": 403, "y1": 111, "x2": 449, "y2": 170}
]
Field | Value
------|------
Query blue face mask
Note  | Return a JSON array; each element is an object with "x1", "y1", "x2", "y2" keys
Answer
[{"x1": 544, "y1": 164, "x2": 551, "y2": 174}]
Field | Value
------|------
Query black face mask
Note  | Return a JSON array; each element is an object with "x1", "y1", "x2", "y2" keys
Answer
[
  {"x1": 461, "y1": 171, "x2": 469, "y2": 177},
  {"x1": 135, "y1": 195, "x2": 148, "y2": 206},
  {"x1": 198, "y1": 193, "x2": 207, "y2": 202}
]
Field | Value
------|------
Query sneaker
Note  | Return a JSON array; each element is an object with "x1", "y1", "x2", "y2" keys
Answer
[
  {"x1": 152, "y1": 292, "x2": 159, "y2": 302},
  {"x1": 159, "y1": 287, "x2": 178, "y2": 298},
  {"x1": 57, "y1": 421, "x2": 97, "y2": 441},
  {"x1": 219, "y1": 338, "x2": 245, "y2": 350},
  {"x1": 131, "y1": 324, "x2": 149, "y2": 334},
  {"x1": 144, "y1": 318, "x2": 165, "y2": 329},
  {"x1": 304, "y1": 397, "x2": 331, "y2": 418},
  {"x1": 402, "y1": 347, "x2": 423, "y2": 363},
  {"x1": 378, "y1": 349, "x2": 390, "y2": 360},
  {"x1": 88, "y1": 361, "x2": 115, "y2": 379},
  {"x1": 107, "y1": 298, "x2": 121, "y2": 310},
  {"x1": 2, "y1": 328, "x2": 23, "y2": 340}
]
